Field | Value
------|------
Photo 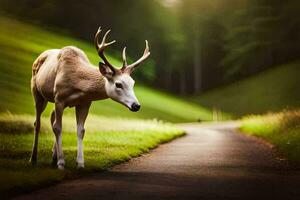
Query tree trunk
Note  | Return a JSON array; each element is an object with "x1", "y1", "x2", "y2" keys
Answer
[
  {"x1": 193, "y1": 24, "x2": 201, "y2": 94},
  {"x1": 179, "y1": 71, "x2": 186, "y2": 95},
  {"x1": 165, "y1": 68, "x2": 172, "y2": 91}
]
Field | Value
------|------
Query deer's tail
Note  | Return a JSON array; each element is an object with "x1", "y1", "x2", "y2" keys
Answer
[{"x1": 32, "y1": 51, "x2": 49, "y2": 76}]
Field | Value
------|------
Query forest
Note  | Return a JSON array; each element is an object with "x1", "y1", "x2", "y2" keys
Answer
[{"x1": 1, "y1": 0, "x2": 298, "y2": 95}]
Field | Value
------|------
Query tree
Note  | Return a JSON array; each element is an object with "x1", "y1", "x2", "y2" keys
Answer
[{"x1": 221, "y1": 0, "x2": 300, "y2": 80}]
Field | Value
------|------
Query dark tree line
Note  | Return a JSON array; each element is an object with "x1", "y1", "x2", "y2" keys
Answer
[
  {"x1": 0, "y1": 0, "x2": 183, "y2": 89},
  {"x1": 0, "y1": 0, "x2": 299, "y2": 95},
  {"x1": 173, "y1": 0, "x2": 300, "y2": 94},
  {"x1": 222, "y1": 0, "x2": 300, "y2": 80}
]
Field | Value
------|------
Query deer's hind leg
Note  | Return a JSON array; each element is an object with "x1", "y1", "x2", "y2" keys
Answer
[
  {"x1": 30, "y1": 89, "x2": 47, "y2": 165},
  {"x1": 52, "y1": 101, "x2": 65, "y2": 169},
  {"x1": 50, "y1": 110, "x2": 57, "y2": 165}
]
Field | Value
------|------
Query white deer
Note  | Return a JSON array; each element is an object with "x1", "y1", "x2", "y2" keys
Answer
[{"x1": 30, "y1": 27, "x2": 150, "y2": 169}]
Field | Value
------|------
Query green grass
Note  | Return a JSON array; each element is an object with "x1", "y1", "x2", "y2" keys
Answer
[
  {"x1": 240, "y1": 109, "x2": 300, "y2": 164},
  {"x1": 193, "y1": 60, "x2": 300, "y2": 117},
  {"x1": 0, "y1": 16, "x2": 210, "y2": 197},
  {"x1": 0, "y1": 112, "x2": 184, "y2": 197},
  {"x1": 0, "y1": 16, "x2": 212, "y2": 122}
]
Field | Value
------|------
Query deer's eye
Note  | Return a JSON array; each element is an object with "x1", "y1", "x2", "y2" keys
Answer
[{"x1": 115, "y1": 82, "x2": 123, "y2": 89}]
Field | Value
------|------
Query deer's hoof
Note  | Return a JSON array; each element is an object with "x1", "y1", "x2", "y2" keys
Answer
[
  {"x1": 77, "y1": 162, "x2": 85, "y2": 169},
  {"x1": 57, "y1": 159, "x2": 65, "y2": 170},
  {"x1": 29, "y1": 158, "x2": 37, "y2": 166},
  {"x1": 57, "y1": 164, "x2": 64, "y2": 170}
]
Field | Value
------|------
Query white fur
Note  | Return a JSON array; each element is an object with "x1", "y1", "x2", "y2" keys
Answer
[{"x1": 105, "y1": 74, "x2": 139, "y2": 109}]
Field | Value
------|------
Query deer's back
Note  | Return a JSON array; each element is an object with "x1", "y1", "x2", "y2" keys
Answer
[{"x1": 32, "y1": 46, "x2": 92, "y2": 102}]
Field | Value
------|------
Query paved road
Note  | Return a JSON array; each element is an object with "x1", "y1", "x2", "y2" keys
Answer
[{"x1": 14, "y1": 122, "x2": 300, "y2": 200}]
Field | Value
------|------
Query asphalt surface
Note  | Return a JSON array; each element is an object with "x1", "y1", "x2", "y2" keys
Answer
[{"x1": 14, "y1": 122, "x2": 300, "y2": 200}]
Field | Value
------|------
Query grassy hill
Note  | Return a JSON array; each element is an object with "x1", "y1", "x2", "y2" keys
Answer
[
  {"x1": 193, "y1": 60, "x2": 300, "y2": 117},
  {"x1": 0, "y1": 17, "x2": 212, "y2": 122},
  {"x1": 241, "y1": 109, "x2": 300, "y2": 164}
]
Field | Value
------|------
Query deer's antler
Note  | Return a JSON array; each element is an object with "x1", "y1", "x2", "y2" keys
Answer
[
  {"x1": 94, "y1": 27, "x2": 117, "y2": 73},
  {"x1": 121, "y1": 40, "x2": 150, "y2": 73}
]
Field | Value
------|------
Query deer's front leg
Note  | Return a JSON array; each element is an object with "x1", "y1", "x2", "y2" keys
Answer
[
  {"x1": 75, "y1": 103, "x2": 91, "y2": 168},
  {"x1": 52, "y1": 102, "x2": 65, "y2": 170}
]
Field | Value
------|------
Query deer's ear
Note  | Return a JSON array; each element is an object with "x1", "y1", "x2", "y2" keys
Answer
[{"x1": 99, "y1": 62, "x2": 114, "y2": 80}]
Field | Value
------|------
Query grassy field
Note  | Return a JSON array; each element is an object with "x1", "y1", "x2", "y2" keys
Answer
[
  {"x1": 0, "y1": 112, "x2": 184, "y2": 197},
  {"x1": 0, "y1": 16, "x2": 212, "y2": 122},
  {"x1": 0, "y1": 16, "x2": 204, "y2": 197},
  {"x1": 240, "y1": 110, "x2": 300, "y2": 164},
  {"x1": 193, "y1": 60, "x2": 300, "y2": 117}
]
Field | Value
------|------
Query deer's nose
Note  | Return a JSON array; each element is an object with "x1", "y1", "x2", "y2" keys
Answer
[{"x1": 130, "y1": 103, "x2": 140, "y2": 112}]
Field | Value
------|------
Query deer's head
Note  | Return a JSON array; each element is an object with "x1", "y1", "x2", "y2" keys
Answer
[{"x1": 94, "y1": 27, "x2": 150, "y2": 112}]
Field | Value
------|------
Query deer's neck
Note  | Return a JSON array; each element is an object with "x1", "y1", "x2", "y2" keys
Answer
[{"x1": 82, "y1": 65, "x2": 108, "y2": 101}]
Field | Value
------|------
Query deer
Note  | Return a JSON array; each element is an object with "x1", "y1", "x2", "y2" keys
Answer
[{"x1": 29, "y1": 27, "x2": 150, "y2": 169}]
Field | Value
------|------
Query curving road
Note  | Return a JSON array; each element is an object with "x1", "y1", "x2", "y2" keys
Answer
[{"x1": 14, "y1": 122, "x2": 300, "y2": 200}]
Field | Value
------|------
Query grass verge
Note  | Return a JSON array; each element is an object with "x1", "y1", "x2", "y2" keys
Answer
[
  {"x1": 0, "y1": 112, "x2": 184, "y2": 198},
  {"x1": 240, "y1": 109, "x2": 300, "y2": 164}
]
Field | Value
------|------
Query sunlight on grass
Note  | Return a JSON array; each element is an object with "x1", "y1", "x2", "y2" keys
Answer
[
  {"x1": 241, "y1": 109, "x2": 300, "y2": 163},
  {"x1": 0, "y1": 113, "x2": 184, "y2": 196}
]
